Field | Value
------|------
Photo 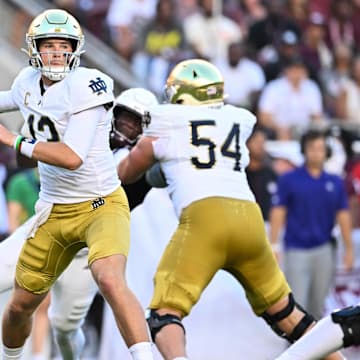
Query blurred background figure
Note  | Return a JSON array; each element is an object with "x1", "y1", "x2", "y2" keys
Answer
[
  {"x1": 183, "y1": 0, "x2": 242, "y2": 61},
  {"x1": 0, "y1": 144, "x2": 12, "y2": 242},
  {"x1": 54, "y1": 0, "x2": 112, "y2": 42},
  {"x1": 262, "y1": 29, "x2": 300, "y2": 82},
  {"x1": 299, "y1": 11, "x2": 333, "y2": 86},
  {"x1": 223, "y1": 0, "x2": 267, "y2": 38},
  {"x1": 320, "y1": 43, "x2": 353, "y2": 117},
  {"x1": 246, "y1": 126, "x2": 278, "y2": 223},
  {"x1": 258, "y1": 56, "x2": 323, "y2": 140},
  {"x1": 269, "y1": 129, "x2": 354, "y2": 320},
  {"x1": 215, "y1": 41, "x2": 265, "y2": 111},
  {"x1": 106, "y1": 0, "x2": 157, "y2": 61},
  {"x1": 6, "y1": 167, "x2": 39, "y2": 233},
  {"x1": 334, "y1": 55, "x2": 360, "y2": 123},
  {"x1": 248, "y1": 0, "x2": 300, "y2": 62},
  {"x1": 325, "y1": 0, "x2": 360, "y2": 54},
  {"x1": 132, "y1": 0, "x2": 188, "y2": 95},
  {"x1": 284, "y1": 0, "x2": 310, "y2": 33}
]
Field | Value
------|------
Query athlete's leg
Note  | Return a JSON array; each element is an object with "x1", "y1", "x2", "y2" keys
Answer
[
  {"x1": 0, "y1": 218, "x2": 52, "y2": 359},
  {"x1": 0, "y1": 218, "x2": 34, "y2": 293},
  {"x1": 87, "y1": 187, "x2": 153, "y2": 359},
  {"x1": 2, "y1": 204, "x2": 87, "y2": 360},
  {"x1": 49, "y1": 250, "x2": 98, "y2": 360},
  {"x1": 225, "y1": 202, "x2": 345, "y2": 360},
  {"x1": 146, "y1": 198, "x2": 227, "y2": 360},
  {"x1": 31, "y1": 293, "x2": 51, "y2": 359},
  {"x1": 90, "y1": 254, "x2": 151, "y2": 346},
  {"x1": 146, "y1": 308, "x2": 187, "y2": 360},
  {"x1": 274, "y1": 305, "x2": 360, "y2": 360},
  {"x1": 2, "y1": 283, "x2": 48, "y2": 359}
]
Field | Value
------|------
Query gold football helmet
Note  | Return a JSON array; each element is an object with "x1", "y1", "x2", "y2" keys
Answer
[
  {"x1": 24, "y1": 9, "x2": 84, "y2": 81},
  {"x1": 164, "y1": 59, "x2": 224, "y2": 105}
]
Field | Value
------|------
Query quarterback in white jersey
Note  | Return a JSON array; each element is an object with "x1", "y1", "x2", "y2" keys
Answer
[
  {"x1": 118, "y1": 59, "x2": 344, "y2": 360},
  {"x1": 0, "y1": 9, "x2": 153, "y2": 360},
  {"x1": 8, "y1": 65, "x2": 118, "y2": 203},
  {"x1": 0, "y1": 86, "x2": 158, "y2": 359}
]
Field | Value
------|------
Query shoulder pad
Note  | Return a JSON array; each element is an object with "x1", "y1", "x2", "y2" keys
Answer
[{"x1": 68, "y1": 68, "x2": 114, "y2": 113}]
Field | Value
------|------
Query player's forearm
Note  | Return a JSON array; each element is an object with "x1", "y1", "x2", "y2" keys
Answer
[
  {"x1": 269, "y1": 207, "x2": 286, "y2": 245},
  {"x1": 118, "y1": 158, "x2": 144, "y2": 184},
  {"x1": 31, "y1": 141, "x2": 82, "y2": 170},
  {"x1": 118, "y1": 137, "x2": 157, "y2": 184},
  {"x1": 337, "y1": 210, "x2": 353, "y2": 252},
  {"x1": 12, "y1": 135, "x2": 82, "y2": 170}
]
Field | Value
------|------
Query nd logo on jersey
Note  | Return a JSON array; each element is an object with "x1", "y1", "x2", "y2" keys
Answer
[
  {"x1": 91, "y1": 197, "x2": 105, "y2": 210},
  {"x1": 88, "y1": 77, "x2": 107, "y2": 95}
]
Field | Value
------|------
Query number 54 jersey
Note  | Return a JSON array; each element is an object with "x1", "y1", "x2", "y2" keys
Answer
[{"x1": 144, "y1": 103, "x2": 256, "y2": 217}]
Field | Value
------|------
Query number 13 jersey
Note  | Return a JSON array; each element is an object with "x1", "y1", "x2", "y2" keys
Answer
[{"x1": 8, "y1": 66, "x2": 119, "y2": 203}]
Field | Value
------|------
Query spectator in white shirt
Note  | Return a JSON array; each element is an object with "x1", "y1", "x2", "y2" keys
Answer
[
  {"x1": 183, "y1": 0, "x2": 242, "y2": 61},
  {"x1": 216, "y1": 41, "x2": 265, "y2": 111},
  {"x1": 258, "y1": 56, "x2": 323, "y2": 140},
  {"x1": 335, "y1": 55, "x2": 360, "y2": 123},
  {"x1": 106, "y1": 0, "x2": 157, "y2": 60}
]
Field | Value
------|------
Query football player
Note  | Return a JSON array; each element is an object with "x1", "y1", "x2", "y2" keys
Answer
[
  {"x1": 0, "y1": 9, "x2": 154, "y2": 360},
  {"x1": 275, "y1": 304, "x2": 360, "y2": 359},
  {"x1": 117, "y1": 59, "x2": 345, "y2": 360},
  {"x1": 0, "y1": 85, "x2": 158, "y2": 360}
]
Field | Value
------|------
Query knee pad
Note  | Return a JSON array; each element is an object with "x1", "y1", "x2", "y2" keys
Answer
[
  {"x1": 49, "y1": 302, "x2": 88, "y2": 332},
  {"x1": 332, "y1": 306, "x2": 360, "y2": 347},
  {"x1": 146, "y1": 309, "x2": 185, "y2": 342},
  {"x1": 261, "y1": 293, "x2": 315, "y2": 343}
]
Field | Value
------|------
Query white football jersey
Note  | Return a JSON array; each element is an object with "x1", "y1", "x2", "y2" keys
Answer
[
  {"x1": 8, "y1": 67, "x2": 119, "y2": 203},
  {"x1": 144, "y1": 103, "x2": 256, "y2": 216}
]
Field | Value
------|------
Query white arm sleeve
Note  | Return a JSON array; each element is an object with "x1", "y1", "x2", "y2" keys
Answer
[
  {"x1": 0, "y1": 91, "x2": 17, "y2": 113},
  {"x1": 63, "y1": 106, "x2": 105, "y2": 161}
]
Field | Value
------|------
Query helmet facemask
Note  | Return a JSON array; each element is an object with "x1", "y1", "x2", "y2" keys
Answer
[
  {"x1": 110, "y1": 88, "x2": 157, "y2": 149},
  {"x1": 24, "y1": 9, "x2": 84, "y2": 81},
  {"x1": 110, "y1": 107, "x2": 144, "y2": 148}
]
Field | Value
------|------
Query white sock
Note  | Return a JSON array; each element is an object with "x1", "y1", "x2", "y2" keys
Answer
[
  {"x1": 129, "y1": 341, "x2": 154, "y2": 360},
  {"x1": 53, "y1": 328, "x2": 85, "y2": 360},
  {"x1": 275, "y1": 315, "x2": 344, "y2": 360},
  {"x1": 31, "y1": 354, "x2": 47, "y2": 360},
  {"x1": 173, "y1": 357, "x2": 189, "y2": 360},
  {"x1": 2, "y1": 345, "x2": 24, "y2": 360}
]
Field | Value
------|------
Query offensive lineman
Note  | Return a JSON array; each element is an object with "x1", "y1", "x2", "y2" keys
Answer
[
  {"x1": 0, "y1": 85, "x2": 158, "y2": 360},
  {"x1": 118, "y1": 59, "x2": 345, "y2": 360},
  {"x1": 0, "y1": 9, "x2": 153, "y2": 360}
]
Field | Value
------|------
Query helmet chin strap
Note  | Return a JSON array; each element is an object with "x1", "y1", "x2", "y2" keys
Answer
[
  {"x1": 39, "y1": 51, "x2": 76, "y2": 81},
  {"x1": 41, "y1": 66, "x2": 70, "y2": 82}
]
